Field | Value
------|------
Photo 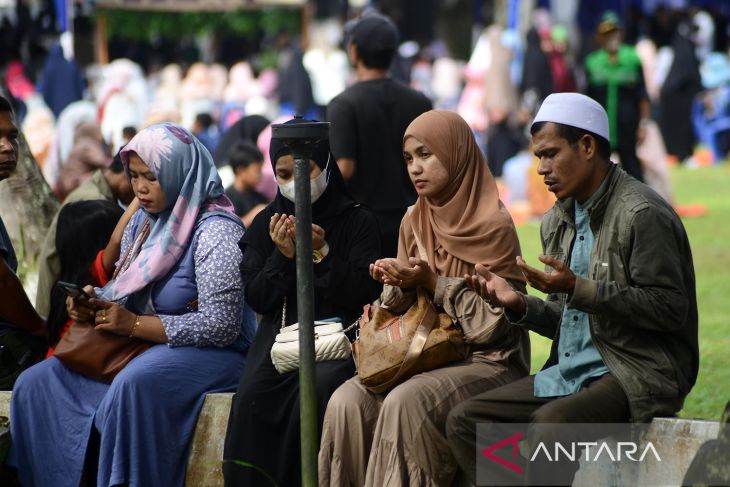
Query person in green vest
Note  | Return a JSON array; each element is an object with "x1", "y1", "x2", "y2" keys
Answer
[{"x1": 585, "y1": 11, "x2": 649, "y2": 182}]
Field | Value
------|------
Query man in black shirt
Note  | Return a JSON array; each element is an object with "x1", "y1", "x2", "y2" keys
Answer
[
  {"x1": 224, "y1": 141, "x2": 268, "y2": 228},
  {"x1": 327, "y1": 12, "x2": 432, "y2": 257}
]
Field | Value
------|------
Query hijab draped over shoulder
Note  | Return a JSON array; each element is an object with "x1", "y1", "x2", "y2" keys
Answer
[
  {"x1": 399, "y1": 110, "x2": 524, "y2": 285},
  {"x1": 99, "y1": 123, "x2": 241, "y2": 306}
]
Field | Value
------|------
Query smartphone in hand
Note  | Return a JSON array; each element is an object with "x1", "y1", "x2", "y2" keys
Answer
[{"x1": 56, "y1": 281, "x2": 93, "y2": 301}]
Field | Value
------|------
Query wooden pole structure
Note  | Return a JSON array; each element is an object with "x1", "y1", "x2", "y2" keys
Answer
[
  {"x1": 95, "y1": 10, "x2": 109, "y2": 65},
  {"x1": 270, "y1": 120, "x2": 330, "y2": 487},
  {"x1": 300, "y1": 2, "x2": 312, "y2": 50}
]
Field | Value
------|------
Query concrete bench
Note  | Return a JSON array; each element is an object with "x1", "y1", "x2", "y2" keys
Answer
[
  {"x1": 0, "y1": 391, "x2": 722, "y2": 486},
  {"x1": 185, "y1": 393, "x2": 234, "y2": 486},
  {"x1": 573, "y1": 418, "x2": 720, "y2": 486}
]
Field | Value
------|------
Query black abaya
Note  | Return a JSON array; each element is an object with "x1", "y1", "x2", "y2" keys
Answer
[
  {"x1": 222, "y1": 118, "x2": 382, "y2": 486},
  {"x1": 520, "y1": 28, "x2": 553, "y2": 106},
  {"x1": 222, "y1": 204, "x2": 381, "y2": 487},
  {"x1": 659, "y1": 29, "x2": 703, "y2": 161}
]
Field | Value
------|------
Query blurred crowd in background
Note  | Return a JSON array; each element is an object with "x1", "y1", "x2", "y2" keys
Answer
[{"x1": 1, "y1": 0, "x2": 729, "y2": 225}]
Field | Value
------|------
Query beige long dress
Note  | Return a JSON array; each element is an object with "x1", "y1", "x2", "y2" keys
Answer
[
  {"x1": 318, "y1": 280, "x2": 530, "y2": 487},
  {"x1": 318, "y1": 110, "x2": 530, "y2": 486}
]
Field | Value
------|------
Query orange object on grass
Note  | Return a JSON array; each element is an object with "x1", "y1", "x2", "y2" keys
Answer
[{"x1": 674, "y1": 203, "x2": 708, "y2": 218}]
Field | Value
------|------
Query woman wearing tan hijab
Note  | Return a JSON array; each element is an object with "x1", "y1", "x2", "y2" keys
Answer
[
  {"x1": 54, "y1": 121, "x2": 111, "y2": 201},
  {"x1": 318, "y1": 110, "x2": 530, "y2": 486}
]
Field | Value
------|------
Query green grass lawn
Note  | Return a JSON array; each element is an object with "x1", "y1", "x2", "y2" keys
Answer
[{"x1": 514, "y1": 164, "x2": 730, "y2": 420}]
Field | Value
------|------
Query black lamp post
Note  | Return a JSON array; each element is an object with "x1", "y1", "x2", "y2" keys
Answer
[{"x1": 270, "y1": 119, "x2": 329, "y2": 487}]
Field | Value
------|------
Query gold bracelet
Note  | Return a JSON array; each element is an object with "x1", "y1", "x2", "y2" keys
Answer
[{"x1": 130, "y1": 315, "x2": 141, "y2": 338}]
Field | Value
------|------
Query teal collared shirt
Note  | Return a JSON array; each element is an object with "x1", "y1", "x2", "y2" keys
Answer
[{"x1": 534, "y1": 179, "x2": 610, "y2": 397}]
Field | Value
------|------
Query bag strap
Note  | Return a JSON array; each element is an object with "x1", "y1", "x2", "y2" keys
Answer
[
  {"x1": 112, "y1": 219, "x2": 151, "y2": 280},
  {"x1": 281, "y1": 296, "x2": 287, "y2": 330},
  {"x1": 366, "y1": 296, "x2": 438, "y2": 394}
]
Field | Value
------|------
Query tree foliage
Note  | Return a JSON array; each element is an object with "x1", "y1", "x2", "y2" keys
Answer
[{"x1": 103, "y1": 8, "x2": 300, "y2": 41}]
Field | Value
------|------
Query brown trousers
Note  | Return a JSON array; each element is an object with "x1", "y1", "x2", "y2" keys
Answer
[
  {"x1": 446, "y1": 374, "x2": 630, "y2": 486},
  {"x1": 318, "y1": 355, "x2": 526, "y2": 487}
]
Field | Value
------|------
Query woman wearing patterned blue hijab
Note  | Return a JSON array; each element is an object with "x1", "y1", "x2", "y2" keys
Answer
[
  {"x1": 101, "y1": 122, "x2": 240, "y2": 306},
  {"x1": 8, "y1": 123, "x2": 257, "y2": 487}
]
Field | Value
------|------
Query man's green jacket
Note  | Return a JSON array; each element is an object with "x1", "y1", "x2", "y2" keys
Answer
[{"x1": 514, "y1": 165, "x2": 698, "y2": 422}]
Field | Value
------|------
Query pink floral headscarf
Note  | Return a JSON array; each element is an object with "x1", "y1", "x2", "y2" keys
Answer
[{"x1": 98, "y1": 123, "x2": 240, "y2": 306}]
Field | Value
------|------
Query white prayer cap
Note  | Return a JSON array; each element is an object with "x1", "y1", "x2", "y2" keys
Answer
[{"x1": 531, "y1": 93, "x2": 610, "y2": 142}]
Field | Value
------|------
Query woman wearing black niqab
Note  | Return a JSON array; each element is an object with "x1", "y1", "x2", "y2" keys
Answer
[{"x1": 222, "y1": 118, "x2": 382, "y2": 487}]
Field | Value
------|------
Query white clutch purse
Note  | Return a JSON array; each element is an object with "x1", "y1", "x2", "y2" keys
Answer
[{"x1": 271, "y1": 298, "x2": 352, "y2": 374}]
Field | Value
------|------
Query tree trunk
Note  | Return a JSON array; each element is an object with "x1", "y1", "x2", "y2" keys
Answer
[{"x1": 0, "y1": 128, "x2": 60, "y2": 284}]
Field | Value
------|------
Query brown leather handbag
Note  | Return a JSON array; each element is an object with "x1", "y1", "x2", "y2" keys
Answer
[
  {"x1": 53, "y1": 220, "x2": 153, "y2": 384},
  {"x1": 352, "y1": 289, "x2": 469, "y2": 394},
  {"x1": 54, "y1": 321, "x2": 152, "y2": 384}
]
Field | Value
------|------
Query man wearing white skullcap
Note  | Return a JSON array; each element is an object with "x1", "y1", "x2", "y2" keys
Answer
[
  {"x1": 531, "y1": 92, "x2": 610, "y2": 141},
  {"x1": 448, "y1": 92, "x2": 698, "y2": 486}
]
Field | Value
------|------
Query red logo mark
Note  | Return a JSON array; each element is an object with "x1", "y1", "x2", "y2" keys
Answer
[{"x1": 481, "y1": 432, "x2": 524, "y2": 474}]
